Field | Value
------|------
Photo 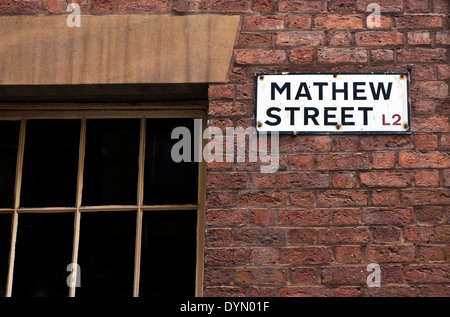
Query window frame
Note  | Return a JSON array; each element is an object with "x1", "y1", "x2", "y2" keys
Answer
[{"x1": 0, "y1": 103, "x2": 207, "y2": 297}]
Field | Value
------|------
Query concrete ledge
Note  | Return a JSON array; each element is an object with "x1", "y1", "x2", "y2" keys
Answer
[{"x1": 0, "y1": 14, "x2": 241, "y2": 85}]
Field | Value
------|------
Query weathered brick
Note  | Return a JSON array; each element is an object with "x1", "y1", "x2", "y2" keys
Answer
[
  {"x1": 332, "y1": 208, "x2": 360, "y2": 225},
  {"x1": 366, "y1": 245, "x2": 415, "y2": 263},
  {"x1": 372, "y1": 227, "x2": 402, "y2": 242},
  {"x1": 360, "y1": 171, "x2": 411, "y2": 187},
  {"x1": 289, "y1": 154, "x2": 315, "y2": 170},
  {"x1": 249, "y1": 247, "x2": 278, "y2": 265},
  {"x1": 279, "y1": 286, "x2": 333, "y2": 297},
  {"x1": 406, "y1": 0, "x2": 431, "y2": 12},
  {"x1": 118, "y1": 0, "x2": 169, "y2": 12},
  {"x1": 242, "y1": 16, "x2": 284, "y2": 30},
  {"x1": 397, "y1": 48, "x2": 447, "y2": 63},
  {"x1": 412, "y1": 117, "x2": 450, "y2": 132},
  {"x1": 233, "y1": 228, "x2": 286, "y2": 245},
  {"x1": 332, "y1": 172, "x2": 359, "y2": 188},
  {"x1": 289, "y1": 191, "x2": 315, "y2": 207},
  {"x1": 203, "y1": 286, "x2": 245, "y2": 297},
  {"x1": 204, "y1": 267, "x2": 234, "y2": 285},
  {"x1": 204, "y1": 248, "x2": 248, "y2": 266},
  {"x1": 437, "y1": 64, "x2": 450, "y2": 79},
  {"x1": 361, "y1": 207, "x2": 414, "y2": 224},
  {"x1": 317, "y1": 227, "x2": 370, "y2": 243},
  {"x1": 251, "y1": 0, "x2": 276, "y2": 12},
  {"x1": 205, "y1": 229, "x2": 232, "y2": 246},
  {"x1": 207, "y1": 172, "x2": 247, "y2": 189},
  {"x1": 399, "y1": 151, "x2": 449, "y2": 168},
  {"x1": 206, "y1": 208, "x2": 248, "y2": 226},
  {"x1": 293, "y1": 136, "x2": 332, "y2": 151},
  {"x1": 322, "y1": 266, "x2": 366, "y2": 284},
  {"x1": 279, "y1": 247, "x2": 332, "y2": 264},
  {"x1": 370, "y1": 49, "x2": 395, "y2": 63},
  {"x1": 235, "y1": 268, "x2": 287, "y2": 285},
  {"x1": 276, "y1": 31, "x2": 326, "y2": 46},
  {"x1": 278, "y1": 172, "x2": 330, "y2": 188},
  {"x1": 209, "y1": 101, "x2": 247, "y2": 116},
  {"x1": 372, "y1": 190, "x2": 399, "y2": 206},
  {"x1": 414, "y1": 170, "x2": 440, "y2": 187},
  {"x1": 355, "y1": 31, "x2": 403, "y2": 46},
  {"x1": 413, "y1": 134, "x2": 438, "y2": 150},
  {"x1": 436, "y1": 31, "x2": 450, "y2": 45},
  {"x1": 317, "y1": 190, "x2": 369, "y2": 207},
  {"x1": 236, "y1": 191, "x2": 286, "y2": 206},
  {"x1": 419, "y1": 246, "x2": 446, "y2": 262},
  {"x1": 356, "y1": 0, "x2": 404, "y2": 12},
  {"x1": 238, "y1": 33, "x2": 272, "y2": 48},
  {"x1": 288, "y1": 228, "x2": 316, "y2": 244},
  {"x1": 329, "y1": 0, "x2": 356, "y2": 12},
  {"x1": 278, "y1": 0, "x2": 327, "y2": 13},
  {"x1": 290, "y1": 267, "x2": 319, "y2": 284},
  {"x1": 235, "y1": 49, "x2": 287, "y2": 65},
  {"x1": 279, "y1": 209, "x2": 331, "y2": 226},
  {"x1": 288, "y1": 49, "x2": 314, "y2": 64},
  {"x1": 401, "y1": 189, "x2": 450, "y2": 205},
  {"x1": 317, "y1": 153, "x2": 369, "y2": 170},
  {"x1": 405, "y1": 265, "x2": 450, "y2": 283},
  {"x1": 416, "y1": 206, "x2": 445, "y2": 224},
  {"x1": 372, "y1": 152, "x2": 396, "y2": 169},
  {"x1": 250, "y1": 209, "x2": 276, "y2": 225},
  {"x1": 285, "y1": 15, "x2": 312, "y2": 28},
  {"x1": 317, "y1": 48, "x2": 368, "y2": 64},
  {"x1": 335, "y1": 246, "x2": 362, "y2": 263},
  {"x1": 407, "y1": 31, "x2": 432, "y2": 45},
  {"x1": 314, "y1": 15, "x2": 363, "y2": 29},
  {"x1": 395, "y1": 15, "x2": 445, "y2": 28},
  {"x1": 328, "y1": 31, "x2": 353, "y2": 46}
]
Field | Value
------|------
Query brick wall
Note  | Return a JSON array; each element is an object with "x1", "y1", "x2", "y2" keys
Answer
[{"x1": 1, "y1": 0, "x2": 449, "y2": 297}]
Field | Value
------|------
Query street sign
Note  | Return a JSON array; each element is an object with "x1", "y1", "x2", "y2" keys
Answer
[{"x1": 255, "y1": 73, "x2": 410, "y2": 134}]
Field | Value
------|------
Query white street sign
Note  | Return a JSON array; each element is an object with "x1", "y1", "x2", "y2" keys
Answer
[{"x1": 255, "y1": 73, "x2": 410, "y2": 134}]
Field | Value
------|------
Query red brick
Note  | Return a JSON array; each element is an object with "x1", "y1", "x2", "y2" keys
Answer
[
  {"x1": 401, "y1": 189, "x2": 450, "y2": 205},
  {"x1": 412, "y1": 100, "x2": 437, "y2": 116},
  {"x1": 414, "y1": 170, "x2": 440, "y2": 187},
  {"x1": 206, "y1": 208, "x2": 248, "y2": 226},
  {"x1": 442, "y1": 135, "x2": 450, "y2": 150},
  {"x1": 0, "y1": 0, "x2": 40, "y2": 13},
  {"x1": 276, "y1": 31, "x2": 326, "y2": 46},
  {"x1": 335, "y1": 286, "x2": 360, "y2": 297},
  {"x1": 366, "y1": 245, "x2": 415, "y2": 263},
  {"x1": 204, "y1": 267, "x2": 234, "y2": 285},
  {"x1": 251, "y1": 0, "x2": 276, "y2": 12},
  {"x1": 437, "y1": 99, "x2": 450, "y2": 115},
  {"x1": 372, "y1": 189, "x2": 399, "y2": 206},
  {"x1": 278, "y1": 172, "x2": 330, "y2": 188},
  {"x1": 205, "y1": 229, "x2": 232, "y2": 246},
  {"x1": 433, "y1": 0, "x2": 449, "y2": 13},
  {"x1": 250, "y1": 174, "x2": 276, "y2": 188},
  {"x1": 199, "y1": 0, "x2": 248, "y2": 12},
  {"x1": 317, "y1": 153, "x2": 369, "y2": 170},
  {"x1": 444, "y1": 170, "x2": 450, "y2": 187},
  {"x1": 397, "y1": 48, "x2": 447, "y2": 63},
  {"x1": 335, "y1": 246, "x2": 362, "y2": 263},
  {"x1": 250, "y1": 247, "x2": 278, "y2": 265},
  {"x1": 278, "y1": 0, "x2": 327, "y2": 13},
  {"x1": 204, "y1": 286, "x2": 246, "y2": 297},
  {"x1": 406, "y1": 0, "x2": 431, "y2": 12},
  {"x1": 238, "y1": 33, "x2": 272, "y2": 48},
  {"x1": 399, "y1": 151, "x2": 449, "y2": 168},
  {"x1": 410, "y1": 65, "x2": 435, "y2": 80},
  {"x1": 410, "y1": 81, "x2": 449, "y2": 100},
  {"x1": 204, "y1": 248, "x2": 248, "y2": 266},
  {"x1": 360, "y1": 135, "x2": 412, "y2": 150},
  {"x1": 289, "y1": 154, "x2": 315, "y2": 170},
  {"x1": 242, "y1": 16, "x2": 284, "y2": 30},
  {"x1": 415, "y1": 285, "x2": 450, "y2": 297},
  {"x1": 436, "y1": 31, "x2": 450, "y2": 45},
  {"x1": 396, "y1": 15, "x2": 445, "y2": 29},
  {"x1": 207, "y1": 172, "x2": 247, "y2": 189},
  {"x1": 207, "y1": 192, "x2": 233, "y2": 207},
  {"x1": 322, "y1": 266, "x2": 366, "y2": 284},
  {"x1": 328, "y1": 31, "x2": 352, "y2": 46},
  {"x1": 233, "y1": 228, "x2": 286, "y2": 245},
  {"x1": 279, "y1": 286, "x2": 333, "y2": 297},
  {"x1": 288, "y1": 49, "x2": 314, "y2": 64},
  {"x1": 250, "y1": 209, "x2": 276, "y2": 225},
  {"x1": 291, "y1": 267, "x2": 319, "y2": 284},
  {"x1": 360, "y1": 171, "x2": 411, "y2": 187},
  {"x1": 372, "y1": 227, "x2": 402, "y2": 242},
  {"x1": 332, "y1": 208, "x2": 360, "y2": 225},
  {"x1": 317, "y1": 227, "x2": 370, "y2": 243},
  {"x1": 118, "y1": 0, "x2": 168, "y2": 12},
  {"x1": 236, "y1": 191, "x2": 286, "y2": 206},
  {"x1": 209, "y1": 101, "x2": 247, "y2": 116},
  {"x1": 43, "y1": 0, "x2": 69, "y2": 13},
  {"x1": 356, "y1": 0, "x2": 404, "y2": 12},
  {"x1": 412, "y1": 117, "x2": 450, "y2": 132},
  {"x1": 419, "y1": 246, "x2": 445, "y2": 262},
  {"x1": 285, "y1": 15, "x2": 312, "y2": 29},
  {"x1": 235, "y1": 268, "x2": 287, "y2": 285},
  {"x1": 361, "y1": 207, "x2": 414, "y2": 224},
  {"x1": 289, "y1": 191, "x2": 315, "y2": 207},
  {"x1": 332, "y1": 136, "x2": 359, "y2": 151},
  {"x1": 372, "y1": 152, "x2": 396, "y2": 169},
  {"x1": 317, "y1": 48, "x2": 368, "y2": 64},
  {"x1": 413, "y1": 134, "x2": 438, "y2": 150},
  {"x1": 235, "y1": 49, "x2": 287, "y2": 65},
  {"x1": 355, "y1": 31, "x2": 403, "y2": 46},
  {"x1": 407, "y1": 31, "x2": 432, "y2": 45},
  {"x1": 329, "y1": 0, "x2": 356, "y2": 12},
  {"x1": 288, "y1": 228, "x2": 316, "y2": 244},
  {"x1": 314, "y1": 15, "x2": 363, "y2": 29},
  {"x1": 293, "y1": 136, "x2": 332, "y2": 151},
  {"x1": 405, "y1": 265, "x2": 450, "y2": 283},
  {"x1": 362, "y1": 286, "x2": 416, "y2": 297},
  {"x1": 416, "y1": 206, "x2": 445, "y2": 224},
  {"x1": 370, "y1": 49, "x2": 395, "y2": 63},
  {"x1": 317, "y1": 190, "x2": 369, "y2": 207},
  {"x1": 332, "y1": 172, "x2": 358, "y2": 188},
  {"x1": 279, "y1": 209, "x2": 331, "y2": 226},
  {"x1": 279, "y1": 247, "x2": 332, "y2": 264},
  {"x1": 437, "y1": 65, "x2": 450, "y2": 79}
]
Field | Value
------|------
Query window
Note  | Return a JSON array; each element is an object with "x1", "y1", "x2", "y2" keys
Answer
[{"x1": 0, "y1": 105, "x2": 206, "y2": 297}]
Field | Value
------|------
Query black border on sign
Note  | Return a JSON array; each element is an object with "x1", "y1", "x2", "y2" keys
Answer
[{"x1": 253, "y1": 72, "x2": 411, "y2": 135}]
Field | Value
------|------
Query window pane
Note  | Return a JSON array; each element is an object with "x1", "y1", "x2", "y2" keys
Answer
[
  {"x1": 0, "y1": 121, "x2": 20, "y2": 208},
  {"x1": 21, "y1": 120, "x2": 80, "y2": 208},
  {"x1": 77, "y1": 211, "x2": 136, "y2": 297},
  {"x1": 12, "y1": 213, "x2": 74, "y2": 297},
  {"x1": 83, "y1": 120, "x2": 140, "y2": 206},
  {"x1": 144, "y1": 119, "x2": 199, "y2": 205},
  {"x1": 139, "y1": 210, "x2": 197, "y2": 297},
  {"x1": 0, "y1": 213, "x2": 12, "y2": 297}
]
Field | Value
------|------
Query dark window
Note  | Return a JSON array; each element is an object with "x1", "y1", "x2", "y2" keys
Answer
[
  {"x1": 77, "y1": 211, "x2": 136, "y2": 297},
  {"x1": 0, "y1": 213, "x2": 12, "y2": 297},
  {"x1": 12, "y1": 213, "x2": 74, "y2": 297},
  {"x1": 83, "y1": 119, "x2": 140, "y2": 206},
  {"x1": 0, "y1": 121, "x2": 20, "y2": 208},
  {"x1": 21, "y1": 120, "x2": 80, "y2": 208},
  {"x1": 144, "y1": 119, "x2": 198, "y2": 205},
  {"x1": 139, "y1": 210, "x2": 197, "y2": 297}
]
